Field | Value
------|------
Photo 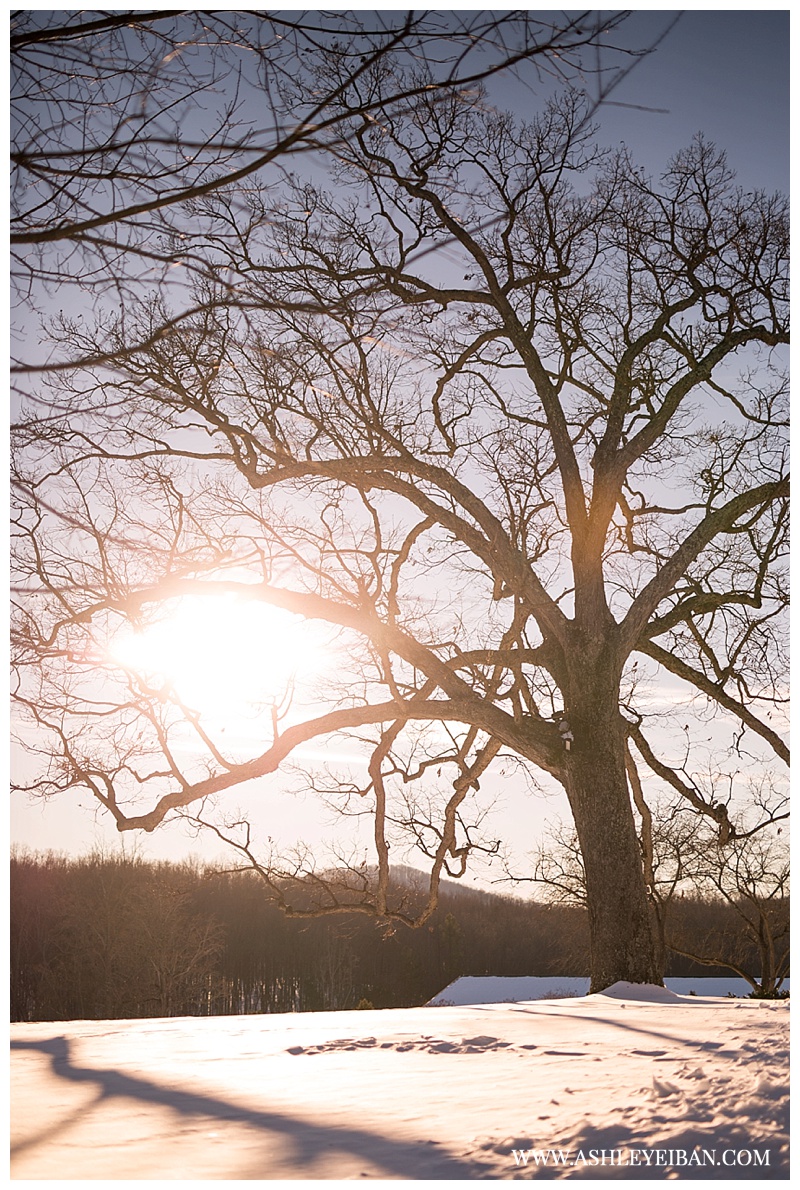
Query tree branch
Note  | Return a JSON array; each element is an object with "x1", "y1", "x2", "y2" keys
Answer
[
  {"x1": 637, "y1": 639, "x2": 788, "y2": 764},
  {"x1": 620, "y1": 478, "x2": 788, "y2": 653}
]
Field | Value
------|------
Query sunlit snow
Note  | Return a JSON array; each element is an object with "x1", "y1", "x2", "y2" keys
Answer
[{"x1": 11, "y1": 984, "x2": 788, "y2": 1180}]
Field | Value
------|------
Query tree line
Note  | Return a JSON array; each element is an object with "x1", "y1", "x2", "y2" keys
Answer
[{"x1": 10, "y1": 850, "x2": 785, "y2": 1022}]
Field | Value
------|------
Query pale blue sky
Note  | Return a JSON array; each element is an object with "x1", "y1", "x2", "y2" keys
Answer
[{"x1": 593, "y1": 9, "x2": 788, "y2": 193}]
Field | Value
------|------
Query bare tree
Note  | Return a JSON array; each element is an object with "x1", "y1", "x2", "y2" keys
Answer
[
  {"x1": 529, "y1": 785, "x2": 789, "y2": 994},
  {"x1": 668, "y1": 827, "x2": 789, "y2": 997},
  {"x1": 12, "y1": 11, "x2": 788, "y2": 991},
  {"x1": 11, "y1": 9, "x2": 641, "y2": 348}
]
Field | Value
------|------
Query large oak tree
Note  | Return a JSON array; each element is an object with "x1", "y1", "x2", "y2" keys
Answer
[{"x1": 12, "y1": 11, "x2": 788, "y2": 990}]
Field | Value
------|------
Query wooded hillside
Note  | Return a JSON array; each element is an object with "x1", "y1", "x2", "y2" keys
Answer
[{"x1": 10, "y1": 851, "x2": 782, "y2": 1021}]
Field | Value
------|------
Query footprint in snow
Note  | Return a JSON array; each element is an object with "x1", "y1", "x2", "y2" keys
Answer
[{"x1": 288, "y1": 1033, "x2": 514, "y2": 1056}]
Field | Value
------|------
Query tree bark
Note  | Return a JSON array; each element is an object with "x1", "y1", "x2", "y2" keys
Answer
[{"x1": 561, "y1": 655, "x2": 662, "y2": 992}]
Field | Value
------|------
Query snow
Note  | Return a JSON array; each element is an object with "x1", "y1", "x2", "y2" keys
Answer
[
  {"x1": 11, "y1": 988, "x2": 788, "y2": 1180},
  {"x1": 428, "y1": 975, "x2": 789, "y2": 1006},
  {"x1": 598, "y1": 981, "x2": 685, "y2": 1004}
]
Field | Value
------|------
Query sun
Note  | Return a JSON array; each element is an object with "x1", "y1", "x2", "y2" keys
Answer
[{"x1": 109, "y1": 594, "x2": 325, "y2": 728}]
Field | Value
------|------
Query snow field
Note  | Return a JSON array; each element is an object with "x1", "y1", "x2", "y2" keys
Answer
[{"x1": 11, "y1": 984, "x2": 789, "y2": 1180}]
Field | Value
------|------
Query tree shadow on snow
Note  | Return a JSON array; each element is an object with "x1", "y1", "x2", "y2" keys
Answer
[
  {"x1": 11, "y1": 1035, "x2": 486, "y2": 1179},
  {"x1": 495, "y1": 1004, "x2": 734, "y2": 1052}
]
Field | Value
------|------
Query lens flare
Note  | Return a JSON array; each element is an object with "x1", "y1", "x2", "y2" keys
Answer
[{"x1": 109, "y1": 594, "x2": 324, "y2": 723}]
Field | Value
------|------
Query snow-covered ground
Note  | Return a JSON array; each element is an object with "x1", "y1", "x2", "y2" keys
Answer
[
  {"x1": 11, "y1": 984, "x2": 788, "y2": 1180},
  {"x1": 428, "y1": 976, "x2": 789, "y2": 1006}
]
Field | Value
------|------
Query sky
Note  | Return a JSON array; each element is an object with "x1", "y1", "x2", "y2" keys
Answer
[
  {"x1": 9, "y1": 7, "x2": 790, "y2": 877},
  {"x1": 590, "y1": 9, "x2": 788, "y2": 194}
]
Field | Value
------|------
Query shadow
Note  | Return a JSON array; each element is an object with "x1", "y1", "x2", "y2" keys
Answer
[
  {"x1": 11, "y1": 1035, "x2": 488, "y2": 1179},
  {"x1": 494, "y1": 1003, "x2": 739, "y2": 1052},
  {"x1": 294, "y1": 1031, "x2": 513, "y2": 1056},
  {"x1": 11, "y1": 1086, "x2": 106, "y2": 1158}
]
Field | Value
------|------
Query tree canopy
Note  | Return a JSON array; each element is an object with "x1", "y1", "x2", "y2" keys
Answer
[{"x1": 12, "y1": 11, "x2": 788, "y2": 990}]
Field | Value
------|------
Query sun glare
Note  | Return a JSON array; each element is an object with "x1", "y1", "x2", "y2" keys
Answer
[{"x1": 109, "y1": 595, "x2": 326, "y2": 726}]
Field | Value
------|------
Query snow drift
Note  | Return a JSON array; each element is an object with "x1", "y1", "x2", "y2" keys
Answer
[{"x1": 427, "y1": 975, "x2": 788, "y2": 1006}]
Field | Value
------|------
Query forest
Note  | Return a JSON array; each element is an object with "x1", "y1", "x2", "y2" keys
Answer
[{"x1": 10, "y1": 850, "x2": 786, "y2": 1022}]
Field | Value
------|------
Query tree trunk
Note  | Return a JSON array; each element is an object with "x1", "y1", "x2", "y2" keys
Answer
[{"x1": 561, "y1": 661, "x2": 663, "y2": 992}]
